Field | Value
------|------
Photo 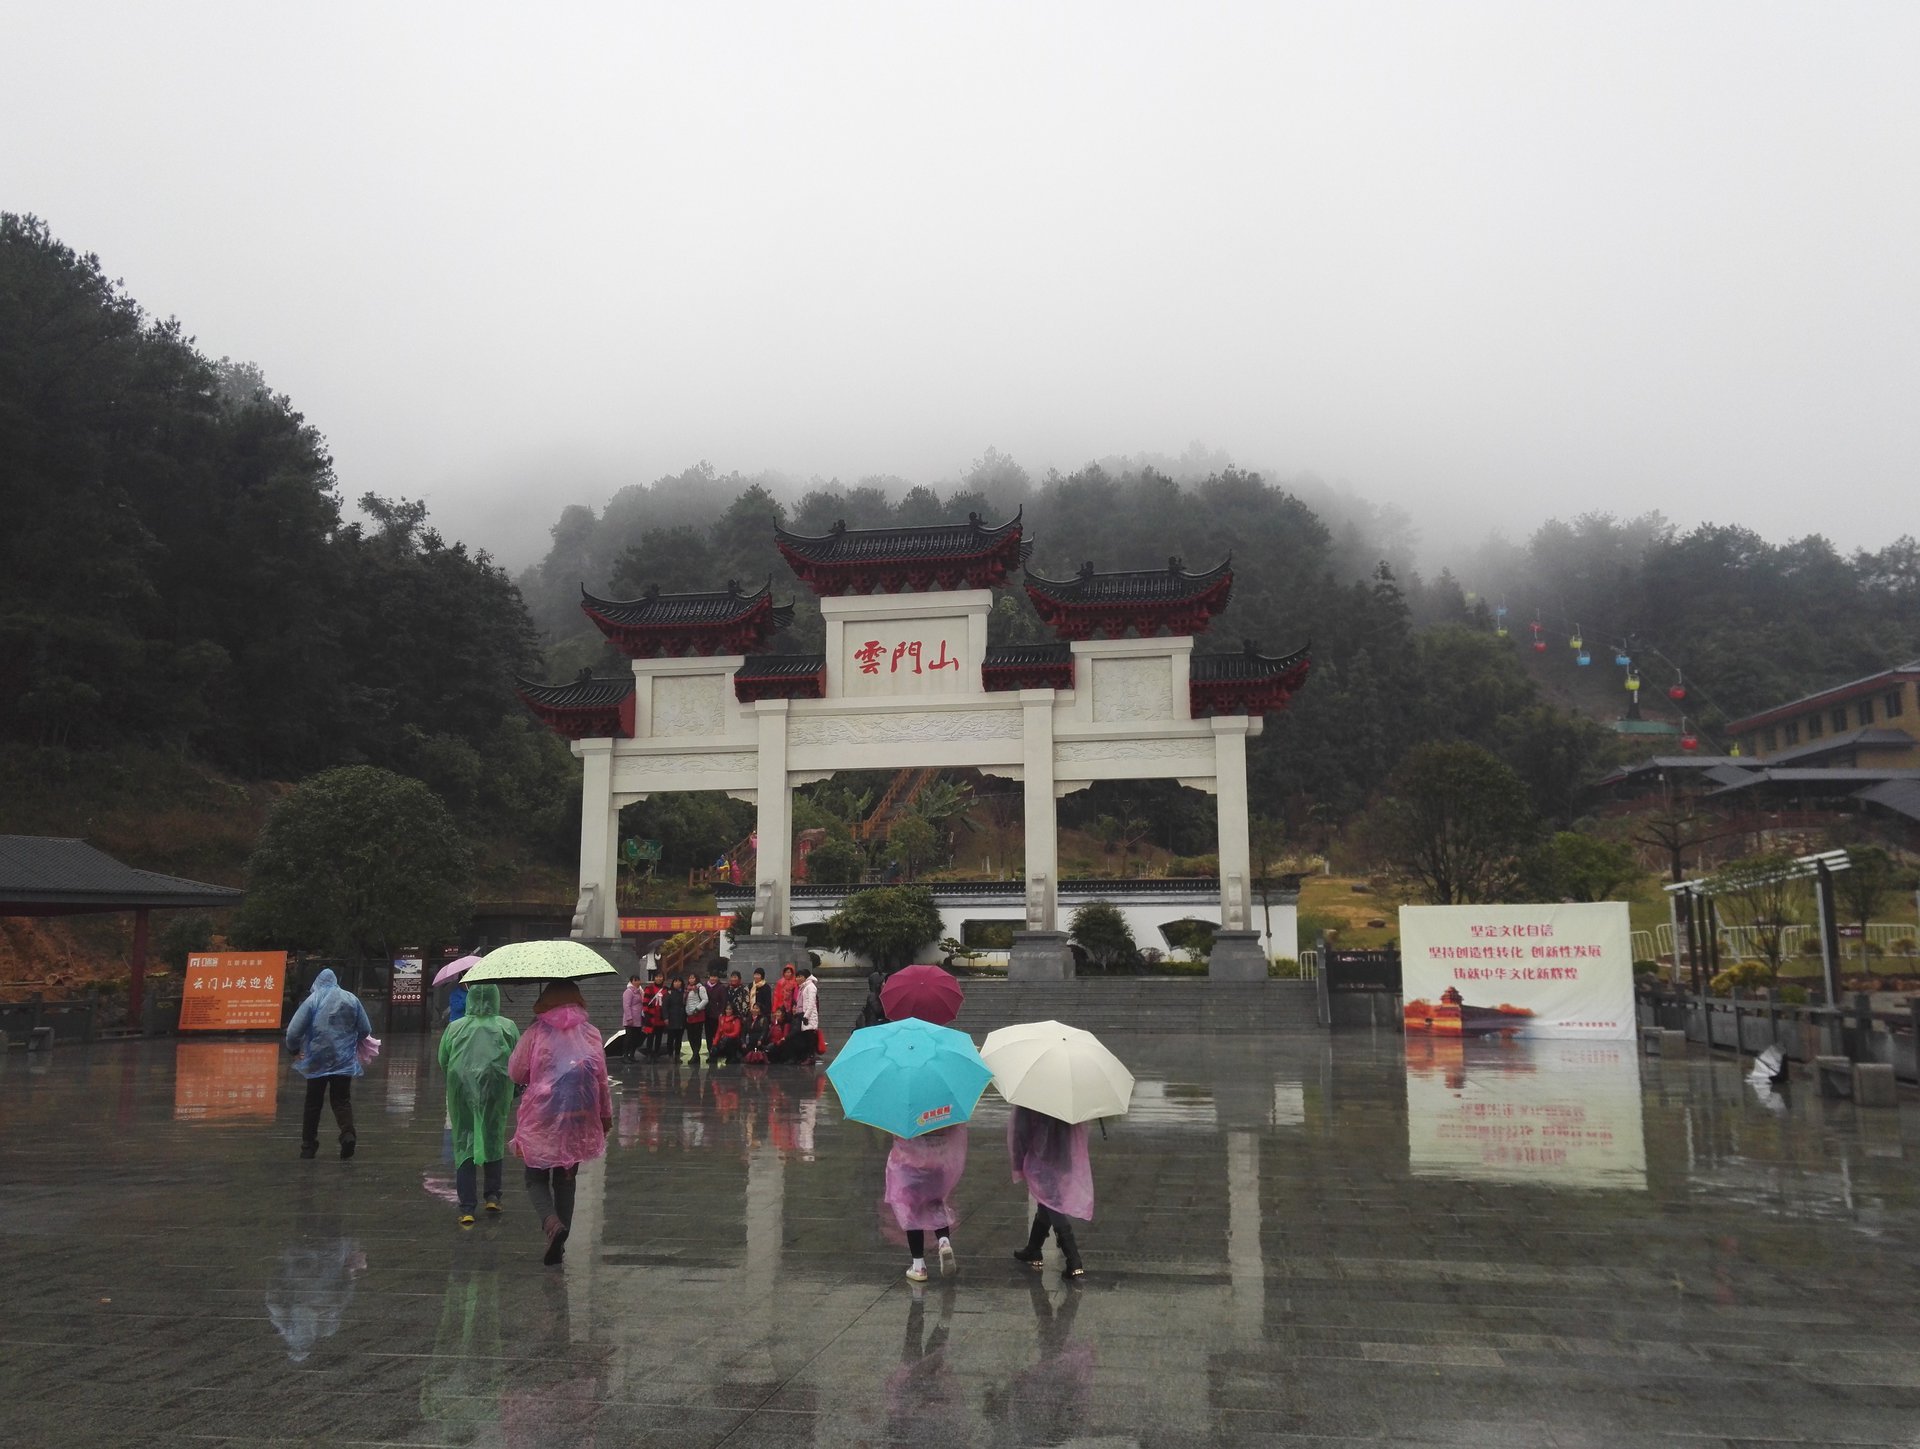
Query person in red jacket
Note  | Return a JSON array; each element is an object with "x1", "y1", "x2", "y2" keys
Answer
[
  {"x1": 640, "y1": 977, "x2": 666, "y2": 1059},
  {"x1": 709, "y1": 1005, "x2": 746, "y2": 1065}
]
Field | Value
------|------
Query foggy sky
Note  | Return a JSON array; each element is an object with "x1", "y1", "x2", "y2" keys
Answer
[{"x1": 6, "y1": 2, "x2": 1916, "y2": 571}]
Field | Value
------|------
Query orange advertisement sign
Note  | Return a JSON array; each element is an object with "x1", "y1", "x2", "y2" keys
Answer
[
  {"x1": 617, "y1": 914, "x2": 736, "y2": 935},
  {"x1": 180, "y1": 951, "x2": 288, "y2": 1032},
  {"x1": 173, "y1": 1041, "x2": 282, "y2": 1121}
]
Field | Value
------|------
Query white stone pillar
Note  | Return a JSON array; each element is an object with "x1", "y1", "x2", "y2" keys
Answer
[
  {"x1": 575, "y1": 739, "x2": 619, "y2": 939},
  {"x1": 1022, "y1": 689, "x2": 1059, "y2": 933},
  {"x1": 752, "y1": 700, "x2": 792, "y2": 937},
  {"x1": 1213, "y1": 718, "x2": 1253, "y2": 930}
]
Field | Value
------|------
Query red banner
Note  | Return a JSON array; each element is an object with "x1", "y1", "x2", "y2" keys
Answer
[{"x1": 617, "y1": 914, "x2": 735, "y2": 935}]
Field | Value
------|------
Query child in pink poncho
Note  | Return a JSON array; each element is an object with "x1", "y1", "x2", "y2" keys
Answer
[
  {"x1": 886, "y1": 1124, "x2": 968, "y2": 1283},
  {"x1": 1008, "y1": 1106, "x2": 1093, "y2": 1278},
  {"x1": 509, "y1": 981, "x2": 612, "y2": 1265}
]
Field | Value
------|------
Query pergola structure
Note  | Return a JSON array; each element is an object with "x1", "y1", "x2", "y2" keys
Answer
[
  {"x1": 519, "y1": 513, "x2": 1310, "y2": 979},
  {"x1": 0, "y1": 836, "x2": 243, "y2": 1020}
]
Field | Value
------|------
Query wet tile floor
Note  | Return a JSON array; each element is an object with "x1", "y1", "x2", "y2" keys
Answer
[{"x1": 5, "y1": 1030, "x2": 1920, "y2": 1447}]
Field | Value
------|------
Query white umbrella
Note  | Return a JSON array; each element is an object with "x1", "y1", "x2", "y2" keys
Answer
[
  {"x1": 462, "y1": 939, "x2": 617, "y2": 983},
  {"x1": 980, "y1": 1020, "x2": 1134, "y2": 1124}
]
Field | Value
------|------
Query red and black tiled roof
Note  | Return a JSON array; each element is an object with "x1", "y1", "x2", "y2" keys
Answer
[
  {"x1": 515, "y1": 671, "x2": 636, "y2": 740},
  {"x1": 581, "y1": 578, "x2": 793, "y2": 657},
  {"x1": 775, "y1": 511, "x2": 1031, "y2": 595},
  {"x1": 1189, "y1": 642, "x2": 1312, "y2": 717},
  {"x1": 734, "y1": 654, "x2": 826, "y2": 702},
  {"x1": 982, "y1": 642, "x2": 1074, "y2": 692},
  {"x1": 1024, "y1": 556, "x2": 1233, "y2": 640}
]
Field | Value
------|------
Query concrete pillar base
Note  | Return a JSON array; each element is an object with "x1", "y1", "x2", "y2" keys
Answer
[
  {"x1": 1854, "y1": 1061, "x2": 1898, "y2": 1108},
  {"x1": 1209, "y1": 930, "x2": 1270, "y2": 981},
  {"x1": 729, "y1": 934, "x2": 811, "y2": 979},
  {"x1": 1008, "y1": 932, "x2": 1076, "y2": 981}
]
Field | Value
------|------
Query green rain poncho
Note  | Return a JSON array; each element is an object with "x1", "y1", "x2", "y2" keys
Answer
[{"x1": 437, "y1": 984, "x2": 520, "y2": 1167}]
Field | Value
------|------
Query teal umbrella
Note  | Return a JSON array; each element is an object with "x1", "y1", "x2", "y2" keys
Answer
[
  {"x1": 826, "y1": 1018, "x2": 992, "y2": 1139},
  {"x1": 462, "y1": 939, "x2": 616, "y2": 983}
]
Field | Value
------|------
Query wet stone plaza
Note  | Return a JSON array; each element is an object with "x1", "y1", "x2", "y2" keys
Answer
[{"x1": 7, "y1": 1030, "x2": 1920, "y2": 1448}]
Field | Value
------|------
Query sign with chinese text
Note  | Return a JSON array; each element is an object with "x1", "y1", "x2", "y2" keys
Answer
[
  {"x1": 617, "y1": 914, "x2": 737, "y2": 935},
  {"x1": 841, "y1": 620, "x2": 967, "y2": 698},
  {"x1": 1405, "y1": 1037, "x2": 1647, "y2": 1189},
  {"x1": 180, "y1": 952, "x2": 287, "y2": 1032},
  {"x1": 173, "y1": 1040, "x2": 282, "y2": 1121},
  {"x1": 1323, "y1": 949, "x2": 1402, "y2": 994},
  {"x1": 1399, "y1": 902, "x2": 1633, "y2": 1040},
  {"x1": 391, "y1": 956, "x2": 423, "y2": 1006}
]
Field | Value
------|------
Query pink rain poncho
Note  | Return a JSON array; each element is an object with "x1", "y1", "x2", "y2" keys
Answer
[
  {"x1": 885, "y1": 1124, "x2": 969, "y2": 1231},
  {"x1": 508, "y1": 1003, "x2": 611, "y2": 1171},
  {"x1": 1008, "y1": 1107, "x2": 1095, "y2": 1221}
]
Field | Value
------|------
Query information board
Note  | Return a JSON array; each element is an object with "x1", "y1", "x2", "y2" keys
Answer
[
  {"x1": 180, "y1": 951, "x2": 288, "y2": 1032},
  {"x1": 391, "y1": 956, "x2": 423, "y2": 1006},
  {"x1": 1400, "y1": 902, "x2": 1634, "y2": 1040},
  {"x1": 173, "y1": 1040, "x2": 281, "y2": 1120}
]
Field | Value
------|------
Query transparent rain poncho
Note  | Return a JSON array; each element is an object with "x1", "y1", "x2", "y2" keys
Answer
[
  {"x1": 437, "y1": 984, "x2": 520, "y2": 1168},
  {"x1": 1008, "y1": 1107, "x2": 1095, "y2": 1221},
  {"x1": 284, "y1": 968, "x2": 373, "y2": 1079},
  {"x1": 508, "y1": 1002, "x2": 611, "y2": 1170},
  {"x1": 885, "y1": 1124, "x2": 969, "y2": 1231}
]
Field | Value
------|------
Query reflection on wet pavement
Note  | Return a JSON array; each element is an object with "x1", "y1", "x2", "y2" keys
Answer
[{"x1": 5, "y1": 1031, "x2": 1920, "y2": 1445}]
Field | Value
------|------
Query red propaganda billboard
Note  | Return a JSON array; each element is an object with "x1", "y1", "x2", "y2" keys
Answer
[
  {"x1": 180, "y1": 951, "x2": 288, "y2": 1032},
  {"x1": 1399, "y1": 903, "x2": 1634, "y2": 1040},
  {"x1": 617, "y1": 914, "x2": 736, "y2": 936}
]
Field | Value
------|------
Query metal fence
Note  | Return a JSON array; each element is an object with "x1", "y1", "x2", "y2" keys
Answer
[{"x1": 1638, "y1": 981, "x2": 1920, "y2": 1083}]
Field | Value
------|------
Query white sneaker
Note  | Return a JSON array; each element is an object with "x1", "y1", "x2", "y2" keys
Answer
[
  {"x1": 938, "y1": 1239, "x2": 956, "y2": 1277},
  {"x1": 905, "y1": 1263, "x2": 930, "y2": 1283}
]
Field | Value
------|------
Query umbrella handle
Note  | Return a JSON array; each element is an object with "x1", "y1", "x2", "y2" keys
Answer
[{"x1": 1099, "y1": 1118, "x2": 1108, "y2": 1140}]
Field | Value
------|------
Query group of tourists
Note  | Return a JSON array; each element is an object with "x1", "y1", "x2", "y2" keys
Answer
[
  {"x1": 288, "y1": 960, "x2": 1096, "y2": 1279},
  {"x1": 617, "y1": 961, "x2": 822, "y2": 1066}
]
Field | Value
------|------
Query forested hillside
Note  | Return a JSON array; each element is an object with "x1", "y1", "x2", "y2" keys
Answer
[{"x1": 0, "y1": 214, "x2": 576, "y2": 886}]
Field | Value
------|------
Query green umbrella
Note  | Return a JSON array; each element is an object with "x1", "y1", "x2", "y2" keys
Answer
[{"x1": 462, "y1": 939, "x2": 617, "y2": 983}]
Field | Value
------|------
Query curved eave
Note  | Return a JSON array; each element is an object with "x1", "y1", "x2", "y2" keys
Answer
[
  {"x1": 1189, "y1": 644, "x2": 1312, "y2": 717},
  {"x1": 772, "y1": 508, "x2": 1025, "y2": 559},
  {"x1": 1022, "y1": 556, "x2": 1234, "y2": 602},
  {"x1": 514, "y1": 676, "x2": 636, "y2": 739}
]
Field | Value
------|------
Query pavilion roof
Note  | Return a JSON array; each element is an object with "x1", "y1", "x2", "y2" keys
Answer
[
  {"x1": 515, "y1": 671, "x2": 635, "y2": 740},
  {"x1": 734, "y1": 654, "x2": 827, "y2": 702},
  {"x1": 774, "y1": 511, "x2": 1031, "y2": 595},
  {"x1": 1189, "y1": 641, "x2": 1311, "y2": 717},
  {"x1": 0, "y1": 836, "x2": 243, "y2": 914},
  {"x1": 580, "y1": 578, "x2": 793, "y2": 657},
  {"x1": 1025, "y1": 556, "x2": 1233, "y2": 639},
  {"x1": 982, "y1": 641, "x2": 1074, "y2": 692}
]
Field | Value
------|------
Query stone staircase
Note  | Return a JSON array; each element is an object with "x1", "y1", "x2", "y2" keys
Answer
[{"x1": 817, "y1": 977, "x2": 1321, "y2": 1036}]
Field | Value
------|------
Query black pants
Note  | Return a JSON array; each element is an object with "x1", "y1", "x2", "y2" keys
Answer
[
  {"x1": 1026, "y1": 1205, "x2": 1080, "y2": 1267},
  {"x1": 684, "y1": 1024, "x2": 704, "y2": 1062},
  {"x1": 456, "y1": 1159, "x2": 503, "y2": 1210},
  {"x1": 524, "y1": 1165, "x2": 578, "y2": 1227},
  {"x1": 905, "y1": 1227, "x2": 950, "y2": 1257},
  {"x1": 301, "y1": 1075, "x2": 355, "y2": 1147},
  {"x1": 662, "y1": 1027, "x2": 684, "y2": 1061}
]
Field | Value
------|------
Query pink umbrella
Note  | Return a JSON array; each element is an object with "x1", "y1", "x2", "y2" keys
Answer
[
  {"x1": 433, "y1": 954, "x2": 482, "y2": 987},
  {"x1": 881, "y1": 964, "x2": 964, "y2": 1026}
]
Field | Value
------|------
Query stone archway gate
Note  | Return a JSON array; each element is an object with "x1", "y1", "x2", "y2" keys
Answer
[{"x1": 517, "y1": 512, "x2": 1309, "y2": 980}]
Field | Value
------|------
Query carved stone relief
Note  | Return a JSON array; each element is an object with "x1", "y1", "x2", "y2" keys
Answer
[
  {"x1": 789, "y1": 710, "x2": 1021, "y2": 747},
  {"x1": 650, "y1": 674, "x2": 726, "y2": 737},
  {"x1": 614, "y1": 752, "x2": 755, "y2": 792},
  {"x1": 1091, "y1": 656, "x2": 1174, "y2": 723},
  {"x1": 1056, "y1": 737, "x2": 1212, "y2": 764}
]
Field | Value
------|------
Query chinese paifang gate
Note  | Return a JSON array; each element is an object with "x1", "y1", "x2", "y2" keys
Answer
[{"x1": 515, "y1": 511, "x2": 1310, "y2": 981}]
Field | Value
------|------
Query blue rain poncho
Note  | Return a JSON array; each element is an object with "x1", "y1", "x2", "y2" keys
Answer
[
  {"x1": 437, "y1": 983, "x2": 519, "y2": 1168},
  {"x1": 285, "y1": 969, "x2": 373, "y2": 1079}
]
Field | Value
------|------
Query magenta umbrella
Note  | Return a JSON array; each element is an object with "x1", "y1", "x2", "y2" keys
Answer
[
  {"x1": 433, "y1": 954, "x2": 482, "y2": 987},
  {"x1": 881, "y1": 964, "x2": 964, "y2": 1026}
]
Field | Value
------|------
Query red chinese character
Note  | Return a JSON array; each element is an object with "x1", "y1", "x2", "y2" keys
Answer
[
  {"x1": 892, "y1": 640, "x2": 923, "y2": 674},
  {"x1": 855, "y1": 640, "x2": 885, "y2": 675},
  {"x1": 927, "y1": 640, "x2": 960, "y2": 671}
]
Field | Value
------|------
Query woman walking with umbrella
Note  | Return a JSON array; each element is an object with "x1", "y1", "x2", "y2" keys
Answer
[
  {"x1": 827, "y1": 1017, "x2": 992, "y2": 1284},
  {"x1": 982, "y1": 1021, "x2": 1135, "y2": 1280}
]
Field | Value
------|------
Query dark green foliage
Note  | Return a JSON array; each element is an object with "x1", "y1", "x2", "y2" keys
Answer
[
  {"x1": 157, "y1": 913, "x2": 215, "y2": 970},
  {"x1": 803, "y1": 837, "x2": 866, "y2": 885},
  {"x1": 0, "y1": 215, "x2": 574, "y2": 876},
  {"x1": 618, "y1": 792, "x2": 754, "y2": 879},
  {"x1": 1524, "y1": 832, "x2": 1641, "y2": 902},
  {"x1": 1358, "y1": 743, "x2": 1540, "y2": 903},
  {"x1": 1069, "y1": 900, "x2": 1139, "y2": 972},
  {"x1": 236, "y1": 766, "x2": 473, "y2": 956},
  {"x1": 826, "y1": 886, "x2": 944, "y2": 970}
]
